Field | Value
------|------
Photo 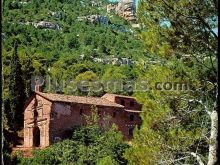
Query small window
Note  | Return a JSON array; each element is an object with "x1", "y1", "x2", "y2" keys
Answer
[
  {"x1": 121, "y1": 100, "x2": 125, "y2": 106},
  {"x1": 34, "y1": 99, "x2": 38, "y2": 106},
  {"x1": 34, "y1": 110, "x2": 38, "y2": 117},
  {"x1": 80, "y1": 109, "x2": 83, "y2": 116},
  {"x1": 130, "y1": 114, "x2": 134, "y2": 121},
  {"x1": 130, "y1": 101, "x2": 134, "y2": 107},
  {"x1": 113, "y1": 112, "x2": 116, "y2": 118}
]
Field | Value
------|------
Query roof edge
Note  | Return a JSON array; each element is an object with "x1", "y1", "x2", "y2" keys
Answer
[{"x1": 35, "y1": 92, "x2": 124, "y2": 108}]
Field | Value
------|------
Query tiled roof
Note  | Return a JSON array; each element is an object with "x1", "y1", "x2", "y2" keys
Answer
[{"x1": 36, "y1": 92, "x2": 124, "y2": 108}]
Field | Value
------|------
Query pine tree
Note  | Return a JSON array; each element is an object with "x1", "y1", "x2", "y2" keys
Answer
[
  {"x1": 125, "y1": 0, "x2": 218, "y2": 164},
  {"x1": 23, "y1": 54, "x2": 34, "y2": 99},
  {"x1": 8, "y1": 41, "x2": 25, "y2": 131}
]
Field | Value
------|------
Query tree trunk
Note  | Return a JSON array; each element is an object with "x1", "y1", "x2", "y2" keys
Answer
[
  {"x1": 207, "y1": 109, "x2": 218, "y2": 165},
  {"x1": 190, "y1": 152, "x2": 204, "y2": 165}
]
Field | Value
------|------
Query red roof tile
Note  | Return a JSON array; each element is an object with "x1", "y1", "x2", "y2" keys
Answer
[{"x1": 36, "y1": 92, "x2": 124, "y2": 108}]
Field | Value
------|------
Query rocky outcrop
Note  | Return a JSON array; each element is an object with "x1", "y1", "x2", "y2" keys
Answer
[
  {"x1": 79, "y1": 54, "x2": 85, "y2": 60},
  {"x1": 107, "y1": 4, "x2": 117, "y2": 13},
  {"x1": 17, "y1": 1, "x2": 30, "y2": 5},
  {"x1": 107, "y1": 0, "x2": 136, "y2": 22},
  {"x1": 131, "y1": 23, "x2": 140, "y2": 28},
  {"x1": 90, "y1": 1, "x2": 102, "y2": 7},
  {"x1": 34, "y1": 21, "x2": 61, "y2": 30},
  {"x1": 78, "y1": 15, "x2": 109, "y2": 25},
  {"x1": 91, "y1": 56, "x2": 135, "y2": 66}
]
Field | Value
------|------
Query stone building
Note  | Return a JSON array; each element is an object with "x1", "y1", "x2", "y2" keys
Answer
[{"x1": 23, "y1": 90, "x2": 142, "y2": 148}]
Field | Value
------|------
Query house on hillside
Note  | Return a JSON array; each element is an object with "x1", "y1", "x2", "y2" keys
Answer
[{"x1": 23, "y1": 87, "x2": 142, "y2": 148}]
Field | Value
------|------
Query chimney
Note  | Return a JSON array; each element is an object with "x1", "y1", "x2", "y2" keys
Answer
[
  {"x1": 35, "y1": 85, "x2": 43, "y2": 92},
  {"x1": 35, "y1": 78, "x2": 43, "y2": 92}
]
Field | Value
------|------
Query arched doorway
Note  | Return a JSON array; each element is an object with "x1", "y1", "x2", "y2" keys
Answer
[{"x1": 33, "y1": 126, "x2": 40, "y2": 147}]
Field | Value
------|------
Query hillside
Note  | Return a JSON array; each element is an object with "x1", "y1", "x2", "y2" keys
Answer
[
  {"x1": 3, "y1": 1, "x2": 146, "y2": 162},
  {"x1": 3, "y1": 0, "x2": 146, "y2": 97},
  {"x1": 2, "y1": 0, "x2": 218, "y2": 165}
]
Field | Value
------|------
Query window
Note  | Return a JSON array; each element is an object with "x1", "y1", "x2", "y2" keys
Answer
[
  {"x1": 34, "y1": 99, "x2": 38, "y2": 106},
  {"x1": 34, "y1": 110, "x2": 38, "y2": 118},
  {"x1": 130, "y1": 114, "x2": 134, "y2": 121},
  {"x1": 80, "y1": 109, "x2": 83, "y2": 116},
  {"x1": 113, "y1": 112, "x2": 116, "y2": 118},
  {"x1": 98, "y1": 110, "x2": 101, "y2": 115},
  {"x1": 121, "y1": 100, "x2": 125, "y2": 106},
  {"x1": 130, "y1": 101, "x2": 134, "y2": 107}
]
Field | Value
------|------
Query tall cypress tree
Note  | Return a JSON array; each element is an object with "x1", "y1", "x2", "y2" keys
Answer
[
  {"x1": 23, "y1": 53, "x2": 34, "y2": 99},
  {"x1": 8, "y1": 41, "x2": 25, "y2": 131}
]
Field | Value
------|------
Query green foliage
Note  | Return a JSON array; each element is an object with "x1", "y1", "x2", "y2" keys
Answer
[
  {"x1": 138, "y1": 0, "x2": 217, "y2": 58},
  {"x1": 3, "y1": 0, "x2": 141, "y2": 163},
  {"x1": 97, "y1": 156, "x2": 118, "y2": 165},
  {"x1": 3, "y1": 0, "x2": 144, "y2": 61},
  {"x1": 3, "y1": 0, "x2": 217, "y2": 164},
  {"x1": 3, "y1": 0, "x2": 145, "y2": 98},
  {"x1": 13, "y1": 106, "x2": 128, "y2": 164},
  {"x1": 125, "y1": 0, "x2": 218, "y2": 164},
  {"x1": 7, "y1": 41, "x2": 26, "y2": 131},
  {"x1": 84, "y1": 105, "x2": 100, "y2": 127},
  {"x1": 3, "y1": 152, "x2": 18, "y2": 165},
  {"x1": 101, "y1": 66, "x2": 139, "y2": 95},
  {"x1": 124, "y1": 64, "x2": 211, "y2": 164},
  {"x1": 17, "y1": 121, "x2": 129, "y2": 165}
]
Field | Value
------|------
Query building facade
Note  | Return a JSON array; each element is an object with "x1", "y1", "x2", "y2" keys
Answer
[{"x1": 23, "y1": 92, "x2": 142, "y2": 148}]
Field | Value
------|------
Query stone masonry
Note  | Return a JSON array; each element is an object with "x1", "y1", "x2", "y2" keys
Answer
[{"x1": 23, "y1": 92, "x2": 142, "y2": 148}]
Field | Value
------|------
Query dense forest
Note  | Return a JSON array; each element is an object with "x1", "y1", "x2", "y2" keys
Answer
[
  {"x1": 3, "y1": 0, "x2": 146, "y2": 96},
  {"x1": 2, "y1": 0, "x2": 218, "y2": 164}
]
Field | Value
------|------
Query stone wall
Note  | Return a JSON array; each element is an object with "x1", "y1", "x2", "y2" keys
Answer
[
  {"x1": 50, "y1": 101, "x2": 141, "y2": 141},
  {"x1": 24, "y1": 94, "x2": 142, "y2": 148},
  {"x1": 115, "y1": 96, "x2": 142, "y2": 110},
  {"x1": 24, "y1": 95, "x2": 52, "y2": 147},
  {"x1": 49, "y1": 103, "x2": 128, "y2": 141}
]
